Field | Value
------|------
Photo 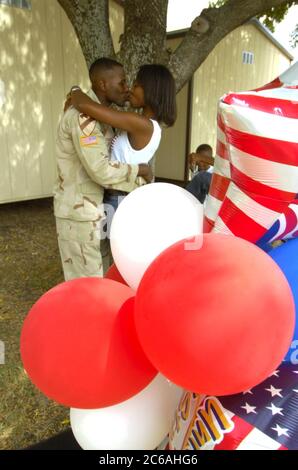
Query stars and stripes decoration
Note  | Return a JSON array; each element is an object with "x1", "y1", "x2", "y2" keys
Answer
[
  {"x1": 204, "y1": 61, "x2": 298, "y2": 244},
  {"x1": 219, "y1": 363, "x2": 298, "y2": 450},
  {"x1": 170, "y1": 364, "x2": 298, "y2": 450}
]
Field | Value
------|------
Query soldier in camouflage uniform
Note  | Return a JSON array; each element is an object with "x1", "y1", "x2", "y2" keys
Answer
[{"x1": 54, "y1": 58, "x2": 152, "y2": 281}]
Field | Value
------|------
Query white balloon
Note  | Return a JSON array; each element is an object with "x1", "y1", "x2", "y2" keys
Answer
[
  {"x1": 70, "y1": 374, "x2": 183, "y2": 450},
  {"x1": 110, "y1": 183, "x2": 203, "y2": 290}
]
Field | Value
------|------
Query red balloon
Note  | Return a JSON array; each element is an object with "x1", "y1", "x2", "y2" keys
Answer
[
  {"x1": 21, "y1": 278, "x2": 156, "y2": 408},
  {"x1": 135, "y1": 234, "x2": 295, "y2": 396},
  {"x1": 105, "y1": 263, "x2": 127, "y2": 286}
]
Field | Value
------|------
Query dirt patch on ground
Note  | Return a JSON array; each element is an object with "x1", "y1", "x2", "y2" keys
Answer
[{"x1": 0, "y1": 198, "x2": 69, "y2": 449}]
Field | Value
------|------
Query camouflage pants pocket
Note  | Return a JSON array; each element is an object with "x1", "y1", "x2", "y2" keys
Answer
[
  {"x1": 56, "y1": 218, "x2": 103, "y2": 281},
  {"x1": 58, "y1": 238, "x2": 103, "y2": 281}
]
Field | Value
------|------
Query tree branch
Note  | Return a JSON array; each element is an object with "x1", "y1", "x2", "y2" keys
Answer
[
  {"x1": 118, "y1": 0, "x2": 168, "y2": 82},
  {"x1": 170, "y1": 0, "x2": 297, "y2": 91},
  {"x1": 58, "y1": 0, "x2": 115, "y2": 68}
]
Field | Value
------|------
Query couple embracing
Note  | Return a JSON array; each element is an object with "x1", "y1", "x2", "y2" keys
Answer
[{"x1": 54, "y1": 57, "x2": 176, "y2": 281}]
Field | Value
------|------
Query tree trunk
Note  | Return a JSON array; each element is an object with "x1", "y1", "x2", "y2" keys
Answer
[
  {"x1": 58, "y1": 0, "x2": 114, "y2": 68},
  {"x1": 118, "y1": 0, "x2": 168, "y2": 83},
  {"x1": 58, "y1": 0, "x2": 295, "y2": 90}
]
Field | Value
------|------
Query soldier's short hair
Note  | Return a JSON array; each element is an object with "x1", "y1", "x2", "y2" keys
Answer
[
  {"x1": 89, "y1": 57, "x2": 123, "y2": 81},
  {"x1": 136, "y1": 64, "x2": 177, "y2": 127}
]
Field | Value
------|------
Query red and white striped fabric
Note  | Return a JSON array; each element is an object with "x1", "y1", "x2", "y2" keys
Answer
[
  {"x1": 213, "y1": 415, "x2": 287, "y2": 450},
  {"x1": 204, "y1": 61, "x2": 298, "y2": 244}
]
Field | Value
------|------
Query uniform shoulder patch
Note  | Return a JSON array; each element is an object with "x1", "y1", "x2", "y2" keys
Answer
[
  {"x1": 79, "y1": 113, "x2": 96, "y2": 136},
  {"x1": 80, "y1": 134, "x2": 99, "y2": 147}
]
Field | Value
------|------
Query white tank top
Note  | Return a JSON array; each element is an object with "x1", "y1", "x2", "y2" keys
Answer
[{"x1": 110, "y1": 119, "x2": 161, "y2": 165}]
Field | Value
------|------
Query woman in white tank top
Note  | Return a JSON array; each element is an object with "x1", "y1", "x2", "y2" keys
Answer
[{"x1": 70, "y1": 64, "x2": 177, "y2": 212}]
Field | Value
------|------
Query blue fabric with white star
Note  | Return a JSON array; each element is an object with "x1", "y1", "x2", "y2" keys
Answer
[{"x1": 219, "y1": 363, "x2": 298, "y2": 449}]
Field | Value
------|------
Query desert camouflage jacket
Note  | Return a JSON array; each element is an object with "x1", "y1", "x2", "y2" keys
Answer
[{"x1": 54, "y1": 89, "x2": 141, "y2": 222}]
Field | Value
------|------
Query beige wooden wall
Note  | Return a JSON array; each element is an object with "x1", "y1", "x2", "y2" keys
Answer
[
  {"x1": 0, "y1": 0, "x2": 123, "y2": 204},
  {"x1": 156, "y1": 24, "x2": 291, "y2": 182},
  {"x1": 155, "y1": 37, "x2": 189, "y2": 182}
]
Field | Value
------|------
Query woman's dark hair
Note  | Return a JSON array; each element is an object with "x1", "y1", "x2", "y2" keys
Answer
[{"x1": 136, "y1": 64, "x2": 177, "y2": 127}]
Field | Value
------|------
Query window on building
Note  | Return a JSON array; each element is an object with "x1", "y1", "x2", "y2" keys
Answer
[
  {"x1": 242, "y1": 51, "x2": 254, "y2": 65},
  {"x1": 0, "y1": 0, "x2": 31, "y2": 9}
]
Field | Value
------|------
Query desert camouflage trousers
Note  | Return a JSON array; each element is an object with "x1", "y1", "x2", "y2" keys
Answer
[{"x1": 55, "y1": 217, "x2": 113, "y2": 281}]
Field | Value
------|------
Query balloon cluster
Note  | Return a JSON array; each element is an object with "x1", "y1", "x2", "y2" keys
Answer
[
  {"x1": 168, "y1": 62, "x2": 298, "y2": 451},
  {"x1": 20, "y1": 182, "x2": 295, "y2": 449}
]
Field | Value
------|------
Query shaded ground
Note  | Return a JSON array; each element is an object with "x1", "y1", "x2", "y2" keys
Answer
[{"x1": 0, "y1": 198, "x2": 69, "y2": 450}]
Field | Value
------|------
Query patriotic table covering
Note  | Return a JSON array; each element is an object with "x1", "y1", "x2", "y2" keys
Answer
[
  {"x1": 204, "y1": 61, "x2": 298, "y2": 245},
  {"x1": 169, "y1": 363, "x2": 298, "y2": 450}
]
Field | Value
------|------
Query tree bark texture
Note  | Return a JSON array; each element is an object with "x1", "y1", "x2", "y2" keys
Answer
[
  {"x1": 58, "y1": 0, "x2": 114, "y2": 68},
  {"x1": 58, "y1": 0, "x2": 297, "y2": 90}
]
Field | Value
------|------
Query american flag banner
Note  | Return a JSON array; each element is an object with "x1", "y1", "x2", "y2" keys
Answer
[
  {"x1": 169, "y1": 363, "x2": 298, "y2": 450},
  {"x1": 204, "y1": 61, "x2": 298, "y2": 244}
]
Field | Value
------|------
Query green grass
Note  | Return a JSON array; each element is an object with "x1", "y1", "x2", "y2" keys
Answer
[{"x1": 0, "y1": 198, "x2": 69, "y2": 449}]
